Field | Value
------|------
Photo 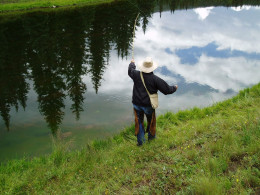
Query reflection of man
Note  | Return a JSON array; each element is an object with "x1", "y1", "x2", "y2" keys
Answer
[{"x1": 128, "y1": 57, "x2": 178, "y2": 146}]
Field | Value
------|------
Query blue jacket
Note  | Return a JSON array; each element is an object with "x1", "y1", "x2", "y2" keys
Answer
[{"x1": 128, "y1": 62, "x2": 177, "y2": 107}]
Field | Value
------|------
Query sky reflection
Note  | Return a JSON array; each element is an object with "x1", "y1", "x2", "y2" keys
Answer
[{"x1": 94, "y1": 6, "x2": 260, "y2": 112}]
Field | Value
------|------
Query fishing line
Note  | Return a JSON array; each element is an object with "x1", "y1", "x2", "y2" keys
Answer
[
  {"x1": 124, "y1": 0, "x2": 148, "y2": 60},
  {"x1": 131, "y1": 12, "x2": 140, "y2": 60},
  {"x1": 125, "y1": 0, "x2": 146, "y2": 16}
]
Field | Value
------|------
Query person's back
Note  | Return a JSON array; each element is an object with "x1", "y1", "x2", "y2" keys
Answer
[{"x1": 128, "y1": 57, "x2": 178, "y2": 146}]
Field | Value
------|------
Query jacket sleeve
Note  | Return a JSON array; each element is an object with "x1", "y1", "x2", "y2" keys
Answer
[
  {"x1": 155, "y1": 76, "x2": 177, "y2": 95},
  {"x1": 128, "y1": 62, "x2": 136, "y2": 79}
]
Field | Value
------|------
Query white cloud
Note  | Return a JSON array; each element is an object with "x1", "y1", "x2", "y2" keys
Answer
[
  {"x1": 171, "y1": 54, "x2": 260, "y2": 92},
  {"x1": 194, "y1": 7, "x2": 214, "y2": 20},
  {"x1": 231, "y1": 6, "x2": 251, "y2": 12}
]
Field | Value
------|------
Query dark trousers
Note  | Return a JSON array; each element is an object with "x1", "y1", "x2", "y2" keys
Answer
[{"x1": 133, "y1": 104, "x2": 156, "y2": 145}]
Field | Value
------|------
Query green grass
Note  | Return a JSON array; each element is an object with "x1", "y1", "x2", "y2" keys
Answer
[
  {"x1": 0, "y1": 0, "x2": 115, "y2": 13},
  {"x1": 0, "y1": 83, "x2": 260, "y2": 194}
]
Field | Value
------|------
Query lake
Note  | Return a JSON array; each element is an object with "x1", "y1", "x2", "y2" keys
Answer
[{"x1": 0, "y1": 0, "x2": 260, "y2": 162}]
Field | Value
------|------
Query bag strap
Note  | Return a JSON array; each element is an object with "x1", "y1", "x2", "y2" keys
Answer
[{"x1": 140, "y1": 72, "x2": 151, "y2": 96}]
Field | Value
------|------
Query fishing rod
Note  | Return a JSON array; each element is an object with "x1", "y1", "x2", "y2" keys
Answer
[
  {"x1": 125, "y1": 0, "x2": 146, "y2": 16},
  {"x1": 125, "y1": 0, "x2": 148, "y2": 60},
  {"x1": 131, "y1": 12, "x2": 140, "y2": 60}
]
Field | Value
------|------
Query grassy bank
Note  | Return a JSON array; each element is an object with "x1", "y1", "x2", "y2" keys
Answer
[
  {"x1": 0, "y1": 83, "x2": 260, "y2": 194},
  {"x1": 0, "y1": 0, "x2": 115, "y2": 12}
]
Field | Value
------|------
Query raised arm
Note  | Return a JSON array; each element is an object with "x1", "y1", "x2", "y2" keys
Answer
[
  {"x1": 128, "y1": 59, "x2": 136, "y2": 79},
  {"x1": 155, "y1": 76, "x2": 177, "y2": 95}
]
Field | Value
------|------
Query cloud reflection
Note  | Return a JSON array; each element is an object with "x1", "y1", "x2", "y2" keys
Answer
[
  {"x1": 194, "y1": 7, "x2": 214, "y2": 20},
  {"x1": 175, "y1": 42, "x2": 260, "y2": 65},
  {"x1": 133, "y1": 7, "x2": 260, "y2": 94},
  {"x1": 86, "y1": 6, "x2": 260, "y2": 111},
  {"x1": 231, "y1": 6, "x2": 251, "y2": 11}
]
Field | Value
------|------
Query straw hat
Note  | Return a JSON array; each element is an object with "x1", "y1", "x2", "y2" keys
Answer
[{"x1": 138, "y1": 57, "x2": 158, "y2": 73}]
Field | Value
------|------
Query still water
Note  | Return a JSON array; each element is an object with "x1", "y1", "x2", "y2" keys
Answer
[{"x1": 0, "y1": 0, "x2": 260, "y2": 161}]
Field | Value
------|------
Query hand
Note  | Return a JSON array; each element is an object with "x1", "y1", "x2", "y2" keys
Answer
[
  {"x1": 131, "y1": 59, "x2": 135, "y2": 63},
  {"x1": 175, "y1": 85, "x2": 178, "y2": 89}
]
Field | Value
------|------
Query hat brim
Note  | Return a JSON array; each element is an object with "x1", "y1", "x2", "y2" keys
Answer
[{"x1": 137, "y1": 60, "x2": 158, "y2": 73}]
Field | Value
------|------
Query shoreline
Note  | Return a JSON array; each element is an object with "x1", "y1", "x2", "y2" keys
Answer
[
  {"x1": 1, "y1": 0, "x2": 260, "y2": 16},
  {"x1": 0, "y1": 0, "x2": 116, "y2": 14}
]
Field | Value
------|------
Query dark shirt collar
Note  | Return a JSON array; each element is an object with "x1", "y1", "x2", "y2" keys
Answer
[{"x1": 142, "y1": 71, "x2": 153, "y2": 75}]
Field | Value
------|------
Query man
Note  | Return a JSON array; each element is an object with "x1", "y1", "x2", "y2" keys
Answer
[{"x1": 128, "y1": 57, "x2": 178, "y2": 146}]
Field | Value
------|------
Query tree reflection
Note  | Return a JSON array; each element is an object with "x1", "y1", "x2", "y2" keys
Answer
[
  {"x1": 0, "y1": 0, "x2": 259, "y2": 134},
  {"x1": 0, "y1": 19, "x2": 29, "y2": 131},
  {"x1": 87, "y1": 9, "x2": 110, "y2": 94},
  {"x1": 62, "y1": 9, "x2": 90, "y2": 120}
]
